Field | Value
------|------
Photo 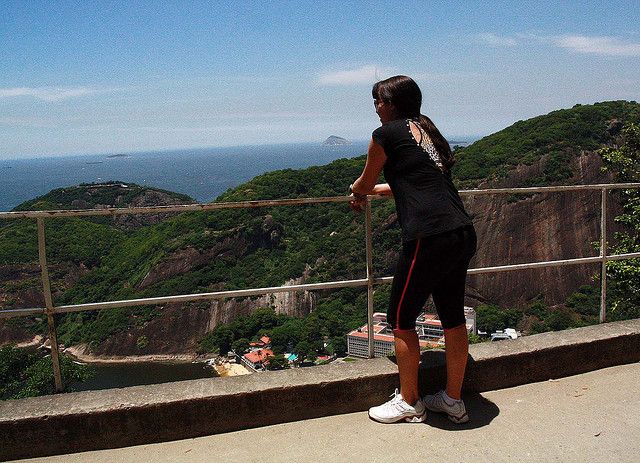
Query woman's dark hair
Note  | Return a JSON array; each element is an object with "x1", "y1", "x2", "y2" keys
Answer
[{"x1": 372, "y1": 75, "x2": 455, "y2": 169}]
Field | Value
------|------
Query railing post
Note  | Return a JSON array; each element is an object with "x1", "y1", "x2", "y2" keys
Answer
[
  {"x1": 364, "y1": 197, "x2": 375, "y2": 358},
  {"x1": 600, "y1": 188, "x2": 607, "y2": 323},
  {"x1": 37, "y1": 218, "x2": 63, "y2": 392}
]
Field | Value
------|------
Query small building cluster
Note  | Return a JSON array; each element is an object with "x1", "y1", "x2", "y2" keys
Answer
[
  {"x1": 238, "y1": 335, "x2": 332, "y2": 371},
  {"x1": 239, "y1": 336, "x2": 274, "y2": 371},
  {"x1": 346, "y1": 308, "x2": 477, "y2": 358}
]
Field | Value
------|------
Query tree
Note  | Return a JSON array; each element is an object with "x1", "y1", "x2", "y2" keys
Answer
[
  {"x1": 598, "y1": 122, "x2": 640, "y2": 321},
  {"x1": 204, "y1": 325, "x2": 234, "y2": 354},
  {"x1": 1, "y1": 346, "x2": 94, "y2": 400},
  {"x1": 565, "y1": 285, "x2": 600, "y2": 317},
  {"x1": 231, "y1": 338, "x2": 250, "y2": 354},
  {"x1": 327, "y1": 336, "x2": 347, "y2": 356},
  {"x1": 294, "y1": 340, "x2": 317, "y2": 362},
  {"x1": 268, "y1": 319, "x2": 304, "y2": 354},
  {"x1": 545, "y1": 310, "x2": 573, "y2": 332},
  {"x1": 265, "y1": 354, "x2": 289, "y2": 370},
  {"x1": 476, "y1": 304, "x2": 522, "y2": 333}
]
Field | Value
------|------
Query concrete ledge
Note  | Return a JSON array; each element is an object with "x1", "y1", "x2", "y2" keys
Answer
[{"x1": 1, "y1": 318, "x2": 639, "y2": 461}]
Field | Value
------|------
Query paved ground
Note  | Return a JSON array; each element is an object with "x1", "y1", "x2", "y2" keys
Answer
[{"x1": 11, "y1": 362, "x2": 640, "y2": 463}]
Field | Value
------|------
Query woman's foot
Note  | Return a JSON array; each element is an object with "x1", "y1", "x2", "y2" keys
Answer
[
  {"x1": 368, "y1": 389, "x2": 426, "y2": 424},
  {"x1": 421, "y1": 390, "x2": 469, "y2": 423}
]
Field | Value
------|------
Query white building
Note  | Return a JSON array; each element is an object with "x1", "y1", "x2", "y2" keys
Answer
[{"x1": 347, "y1": 308, "x2": 476, "y2": 358}]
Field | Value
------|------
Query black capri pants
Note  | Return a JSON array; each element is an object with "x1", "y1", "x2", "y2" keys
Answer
[{"x1": 387, "y1": 225, "x2": 477, "y2": 331}]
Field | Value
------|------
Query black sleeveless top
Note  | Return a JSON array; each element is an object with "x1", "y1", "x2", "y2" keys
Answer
[{"x1": 372, "y1": 118, "x2": 472, "y2": 242}]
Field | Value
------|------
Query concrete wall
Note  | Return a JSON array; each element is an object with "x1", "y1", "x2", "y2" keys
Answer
[{"x1": 1, "y1": 318, "x2": 639, "y2": 461}]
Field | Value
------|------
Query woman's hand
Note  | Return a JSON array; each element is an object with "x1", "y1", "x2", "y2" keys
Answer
[
  {"x1": 348, "y1": 184, "x2": 367, "y2": 213},
  {"x1": 349, "y1": 195, "x2": 367, "y2": 213},
  {"x1": 373, "y1": 183, "x2": 393, "y2": 196}
]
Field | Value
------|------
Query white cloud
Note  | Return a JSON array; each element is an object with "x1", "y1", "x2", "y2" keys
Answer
[
  {"x1": 550, "y1": 35, "x2": 640, "y2": 57},
  {"x1": 478, "y1": 33, "x2": 518, "y2": 47},
  {"x1": 0, "y1": 86, "x2": 112, "y2": 102},
  {"x1": 478, "y1": 32, "x2": 640, "y2": 57},
  {"x1": 317, "y1": 65, "x2": 394, "y2": 85}
]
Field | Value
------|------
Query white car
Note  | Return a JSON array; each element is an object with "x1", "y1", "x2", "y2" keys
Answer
[{"x1": 490, "y1": 328, "x2": 519, "y2": 341}]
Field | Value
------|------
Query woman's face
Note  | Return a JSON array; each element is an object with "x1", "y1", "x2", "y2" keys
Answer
[{"x1": 374, "y1": 98, "x2": 396, "y2": 124}]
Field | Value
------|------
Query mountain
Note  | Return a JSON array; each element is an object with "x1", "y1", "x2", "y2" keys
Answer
[
  {"x1": 9, "y1": 182, "x2": 196, "y2": 230},
  {"x1": 0, "y1": 100, "x2": 638, "y2": 357},
  {"x1": 454, "y1": 101, "x2": 639, "y2": 306},
  {"x1": 323, "y1": 135, "x2": 351, "y2": 145}
]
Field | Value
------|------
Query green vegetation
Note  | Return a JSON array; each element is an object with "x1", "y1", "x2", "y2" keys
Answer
[
  {"x1": 0, "y1": 346, "x2": 93, "y2": 400},
  {"x1": 199, "y1": 296, "x2": 362, "y2": 358},
  {"x1": 475, "y1": 304, "x2": 522, "y2": 333},
  {"x1": 453, "y1": 101, "x2": 640, "y2": 188},
  {"x1": 12, "y1": 181, "x2": 193, "y2": 213},
  {"x1": 1, "y1": 101, "x2": 639, "y2": 360},
  {"x1": 473, "y1": 289, "x2": 603, "y2": 336},
  {"x1": 599, "y1": 122, "x2": 640, "y2": 321}
]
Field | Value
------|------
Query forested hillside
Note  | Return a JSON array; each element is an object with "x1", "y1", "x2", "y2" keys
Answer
[
  {"x1": 1, "y1": 100, "x2": 638, "y2": 358},
  {"x1": 453, "y1": 100, "x2": 640, "y2": 187}
]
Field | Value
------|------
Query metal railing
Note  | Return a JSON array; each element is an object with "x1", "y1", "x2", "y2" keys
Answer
[{"x1": 1, "y1": 182, "x2": 639, "y2": 392}]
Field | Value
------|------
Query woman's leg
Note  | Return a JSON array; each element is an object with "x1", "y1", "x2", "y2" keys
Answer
[
  {"x1": 433, "y1": 227, "x2": 476, "y2": 400},
  {"x1": 393, "y1": 329, "x2": 420, "y2": 405},
  {"x1": 386, "y1": 239, "x2": 428, "y2": 405},
  {"x1": 443, "y1": 323, "x2": 468, "y2": 400}
]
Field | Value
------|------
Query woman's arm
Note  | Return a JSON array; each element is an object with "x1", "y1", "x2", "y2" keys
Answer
[
  {"x1": 349, "y1": 139, "x2": 391, "y2": 212},
  {"x1": 351, "y1": 139, "x2": 387, "y2": 195}
]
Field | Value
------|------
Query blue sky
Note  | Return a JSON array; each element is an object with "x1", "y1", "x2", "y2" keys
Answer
[{"x1": 1, "y1": 0, "x2": 639, "y2": 159}]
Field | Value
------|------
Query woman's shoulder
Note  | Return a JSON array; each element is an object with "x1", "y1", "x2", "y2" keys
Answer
[
  {"x1": 372, "y1": 119, "x2": 409, "y2": 140},
  {"x1": 383, "y1": 118, "x2": 411, "y2": 130}
]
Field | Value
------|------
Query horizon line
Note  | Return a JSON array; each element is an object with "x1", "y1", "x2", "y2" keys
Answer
[{"x1": 0, "y1": 135, "x2": 484, "y2": 162}]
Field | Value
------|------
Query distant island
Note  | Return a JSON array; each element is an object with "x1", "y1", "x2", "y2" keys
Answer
[
  {"x1": 106, "y1": 153, "x2": 131, "y2": 158},
  {"x1": 323, "y1": 135, "x2": 351, "y2": 146}
]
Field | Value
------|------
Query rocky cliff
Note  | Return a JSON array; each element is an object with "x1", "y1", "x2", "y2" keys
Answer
[{"x1": 465, "y1": 150, "x2": 621, "y2": 307}]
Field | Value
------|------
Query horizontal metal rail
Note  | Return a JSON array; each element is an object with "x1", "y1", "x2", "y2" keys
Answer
[
  {"x1": 1, "y1": 182, "x2": 639, "y2": 391},
  {"x1": 458, "y1": 182, "x2": 640, "y2": 196},
  {"x1": 2, "y1": 251, "x2": 640, "y2": 320},
  {"x1": 0, "y1": 196, "x2": 353, "y2": 219},
  {"x1": 1, "y1": 182, "x2": 639, "y2": 219}
]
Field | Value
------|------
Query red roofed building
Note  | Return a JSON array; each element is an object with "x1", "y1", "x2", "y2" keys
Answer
[
  {"x1": 249, "y1": 335, "x2": 271, "y2": 348},
  {"x1": 242, "y1": 348, "x2": 274, "y2": 371}
]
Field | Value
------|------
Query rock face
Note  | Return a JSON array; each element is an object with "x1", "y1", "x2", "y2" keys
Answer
[
  {"x1": 464, "y1": 150, "x2": 621, "y2": 308},
  {"x1": 206, "y1": 279, "x2": 316, "y2": 330},
  {"x1": 138, "y1": 215, "x2": 284, "y2": 289},
  {"x1": 92, "y1": 302, "x2": 214, "y2": 356}
]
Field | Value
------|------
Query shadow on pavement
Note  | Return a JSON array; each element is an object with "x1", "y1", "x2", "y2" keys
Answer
[
  {"x1": 386, "y1": 350, "x2": 500, "y2": 429},
  {"x1": 422, "y1": 392, "x2": 500, "y2": 430}
]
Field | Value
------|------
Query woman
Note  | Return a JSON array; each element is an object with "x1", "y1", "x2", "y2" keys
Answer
[{"x1": 349, "y1": 75, "x2": 476, "y2": 424}]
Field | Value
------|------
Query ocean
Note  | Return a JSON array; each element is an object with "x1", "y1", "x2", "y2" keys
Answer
[{"x1": 0, "y1": 142, "x2": 370, "y2": 212}]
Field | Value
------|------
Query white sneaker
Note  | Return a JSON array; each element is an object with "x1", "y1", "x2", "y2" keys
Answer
[
  {"x1": 421, "y1": 390, "x2": 469, "y2": 423},
  {"x1": 368, "y1": 389, "x2": 426, "y2": 424}
]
